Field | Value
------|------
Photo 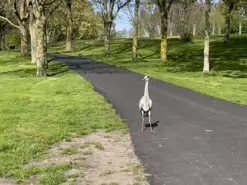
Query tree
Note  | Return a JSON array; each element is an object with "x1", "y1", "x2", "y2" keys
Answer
[
  {"x1": 73, "y1": 0, "x2": 103, "y2": 39},
  {"x1": 156, "y1": 0, "x2": 174, "y2": 61},
  {"x1": 65, "y1": 0, "x2": 72, "y2": 51},
  {"x1": 93, "y1": 0, "x2": 132, "y2": 55},
  {"x1": 0, "y1": 3, "x2": 12, "y2": 50},
  {"x1": 0, "y1": 0, "x2": 29, "y2": 55},
  {"x1": 220, "y1": 0, "x2": 239, "y2": 42},
  {"x1": 130, "y1": 0, "x2": 140, "y2": 59},
  {"x1": 28, "y1": 0, "x2": 62, "y2": 76},
  {"x1": 203, "y1": 0, "x2": 211, "y2": 72},
  {"x1": 139, "y1": 3, "x2": 160, "y2": 38},
  {"x1": 178, "y1": 0, "x2": 197, "y2": 41}
]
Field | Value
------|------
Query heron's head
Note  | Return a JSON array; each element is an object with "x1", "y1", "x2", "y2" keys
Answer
[{"x1": 142, "y1": 76, "x2": 149, "y2": 81}]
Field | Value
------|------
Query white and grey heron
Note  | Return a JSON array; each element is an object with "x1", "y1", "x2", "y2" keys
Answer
[{"x1": 139, "y1": 76, "x2": 153, "y2": 132}]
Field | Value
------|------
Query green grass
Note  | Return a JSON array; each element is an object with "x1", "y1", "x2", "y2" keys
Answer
[
  {"x1": 62, "y1": 147, "x2": 77, "y2": 155},
  {"x1": 0, "y1": 51, "x2": 126, "y2": 183},
  {"x1": 121, "y1": 164, "x2": 144, "y2": 172},
  {"x1": 14, "y1": 162, "x2": 73, "y2": 185},
  {"x1": 49, "y1": 35, "x2": 247, "y2": 105}
]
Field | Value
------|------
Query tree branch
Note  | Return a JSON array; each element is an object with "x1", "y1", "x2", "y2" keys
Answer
[
  {"x1": 44, "y1": 0, "x2": 56, "y2": 6},
  {"x1": 13, "y1": 0, "x2": 22, "y2": 25},
  {"x1": 127, "y1": 3, "x2": 134, "y2": 19},
  {"x1": 0, "y1": 16, "x2": 20, "y2": 29},
  {"x1": 46, "y1": 0, "x2": 63, "y2": 19},
  {"x1": 113, "y1": 0, "x2": 132, "y2": 19}
]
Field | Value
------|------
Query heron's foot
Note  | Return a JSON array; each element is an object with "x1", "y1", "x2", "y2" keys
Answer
[{"x1": 140, "y1": 129, "x2": 144, "y2": 132}]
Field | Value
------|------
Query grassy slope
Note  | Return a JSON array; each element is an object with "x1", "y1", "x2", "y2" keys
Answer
[
  {"x1": 49, "y1": 35, "x2": 247, "y2": 105},
  {"x1": 0, "y1": 51, "x2": 126, "y2": 183}
]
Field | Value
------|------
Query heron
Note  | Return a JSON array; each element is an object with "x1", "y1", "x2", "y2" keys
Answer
[{"x1": 139, "y1": 76, "x2": 153, "y2": 132}]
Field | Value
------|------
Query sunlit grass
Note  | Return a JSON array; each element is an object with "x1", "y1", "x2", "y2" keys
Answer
[
  {"x1": 0, "y1": 51, "x2": 126, "y2": 183},
  {"x1": 49, "y1": 35, "x2": 247, "y2": 105}
]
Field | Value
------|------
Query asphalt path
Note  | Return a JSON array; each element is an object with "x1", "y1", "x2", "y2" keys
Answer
[{"x1": 50, "y1": 54, "x2": 247, "y2": 185}]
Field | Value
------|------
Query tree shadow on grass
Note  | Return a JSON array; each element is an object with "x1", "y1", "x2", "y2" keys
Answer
[
  {"x1": 0, "y1": 61, "x2": 70, "y2": 77},
  {"x1": 0, "y1": 68, "x2": 35, "y2": 77},
  {"x1": 138, "y1": 36, "x2": 247, "y2": 78}
]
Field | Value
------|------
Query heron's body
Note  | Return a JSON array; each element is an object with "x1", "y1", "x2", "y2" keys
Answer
[{"x1": 139, "y1": 76, "x2": 153, "y2": 132}]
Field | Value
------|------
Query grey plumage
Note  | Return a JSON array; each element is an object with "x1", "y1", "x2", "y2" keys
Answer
[{"x1": 139, "y1": 76, "x2": 153, "y2": 132}]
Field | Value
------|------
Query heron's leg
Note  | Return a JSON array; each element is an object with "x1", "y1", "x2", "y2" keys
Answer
[
  {"x1": 140, "y1": 112, "x2": 144, "y2": 132},
  {"x1": 148, "y1": 111, "x2": 153, "y2": 132}
]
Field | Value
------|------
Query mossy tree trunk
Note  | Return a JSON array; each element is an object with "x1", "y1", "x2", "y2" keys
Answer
[
  {"x1": 160, "y1": 12, "x2": 168, "y2": 61},
  {"x1": 16, "y1": 0, "x2": 29, "y2": 56},
  {"x1": 65, "y1": 0, "x2": 73, "y2": 52},
  {"x1": 132, "y1": 0, "x2": 139, "y2": 60},
  {"x1": 104, "y1": 21, "x2": 112, "y2": 55},
  {"x1": 20, "y1": 24, "x2": 29, "y2": 55},
  {"x1": 29, "y1": 0, "x2": 47, "y2": 76},
  {"x1": 156, "y1": 0, "x2": 174, "y2": 61},
  {"x1": 29, "y1": 14, "x2": 37, "y2": 64},
  {"x1": 28, "y1": 0, "x2": 62, "y2": 76}
]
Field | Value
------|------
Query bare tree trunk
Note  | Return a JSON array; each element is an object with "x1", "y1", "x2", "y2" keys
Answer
[
  {"x1": 212, "y1": 22, "x2": 215, "y2": 35},
  {"x1": 132, "y1": 0, "x2": 139, "y2": 60},
  {"x1": 160, "y1": 12, "x2": 168, "y2": 61},
  {"x1": 104, "y1": 22, "x2": 112, "y2": 55},
  {"x1": 20, "y1": 24, "x2": 29, "y2": 55},
  {"x1": 218, "y1": 26, "x2": 221, "y2": 35},
  {"x1": 0, "y1": 32, "x2": 2, "y2": 50},
  {"x1": 193, "y1": 24, "x2": 196, "y2": 36},
  {"x1": 224, "y1": 15, "x2": 230, "y2": 42},
  {"x1": 224, "y1": 4, "x2": 234, "y2": 42},
  {"x1": 29, "y1": 11, "x2": 37, "y2": 64},
  {"x1": 239, "y1": 22, "x2": 242, "y2": 35},
  {"x1": 35, "y1": 18, "x2": 46, "y2": 76},
  {"x1": 1, "y1": 33, "x2": 6, "y2": 50},
  {"x1": 65, "y1": 0, "x2": 72, "y2": 52},
  {"x1": 203, "y1": 0, "x2": 211, "y2": 72}
]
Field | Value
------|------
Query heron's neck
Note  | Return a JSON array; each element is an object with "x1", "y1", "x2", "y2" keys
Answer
[{"x1": 144, "y1": 80, "x2": 149, "y2": 97}]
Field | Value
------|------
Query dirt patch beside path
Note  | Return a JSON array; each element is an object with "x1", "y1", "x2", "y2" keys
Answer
[{"x1": 19, "y1": 130, "x2": 150, "y2": 185}]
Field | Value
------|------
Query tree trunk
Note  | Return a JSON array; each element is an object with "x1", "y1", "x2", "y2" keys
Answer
[
  {"x1": 224, "y1": 4, "x2": 234, "y2": 42},
  {"x1": 65, "y1": 0, "x2": 72, "y2": 52},
  {"x1": 20, "y1": 25, "x2": 29, "y2": 55},
  {"x1": 212, "y1": 23, "x2": 215, "y2": 35},
  {"x1": 218, "y1": 26, "x2": 221, "y2": 35},
  {"x1": 0, "y1": 32, "x2": 2, "y2": 50},
  {"x1": 132, "y1": 0, "x2": 139, "y2": 60},
  {"x1": 1, "y1": 32, "x2": 6, "y2": 50},
  {"x1": 35, "y1": 18, "x2": 47, "y2": 77},
  {"x1": 104, "y1": 22, "x2": 112, "y2": 55},
  {"x1": 160, "y1": 12, "x2": 168, "y2": 61},
  {"x1": 239, "y1": 22, "x2": 242, "y2": 35},
  {"x1": 224, "y1": 15, "x2": 230, "y2": 42},
  {"x1": 29, "y1": 17, "x2": 37, "y2": 64},
  {"x1": 203, "y1": 0, "x2": 211, "y2": 72},
  {"x1": 193, "y1": 24, "x2": 196, "y2": 36}
]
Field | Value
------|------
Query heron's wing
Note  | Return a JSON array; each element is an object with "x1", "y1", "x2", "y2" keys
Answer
[
  {"x1": 139, "y1": 96, "x2": 144, "y2": 110},
  {"x1": 148, "y1": 98, "x2": 152, "y2": 109}
]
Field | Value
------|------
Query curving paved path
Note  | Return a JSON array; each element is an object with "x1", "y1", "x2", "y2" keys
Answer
[{"x1": 51, "y1": 54, "x2": 247, "y2": 185}]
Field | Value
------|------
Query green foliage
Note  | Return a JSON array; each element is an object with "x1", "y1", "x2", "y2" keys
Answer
[
  {"x1": 6, "y1": 30, "x2": 21, "y2": 46},
  {"x1": 0, "y1": 51, "x2": 126, "y2": 181},
  {"x1": 72, "y1": 0, "x2": 103, "y2": 39}
]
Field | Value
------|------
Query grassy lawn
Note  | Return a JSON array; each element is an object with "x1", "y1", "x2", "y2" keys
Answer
[
  {"x1": 49, "y1": 35, "x2": 247, "y2": 105},
  {"x1": 0, "y1": 51, "x2": 126, "y2": 184}
]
